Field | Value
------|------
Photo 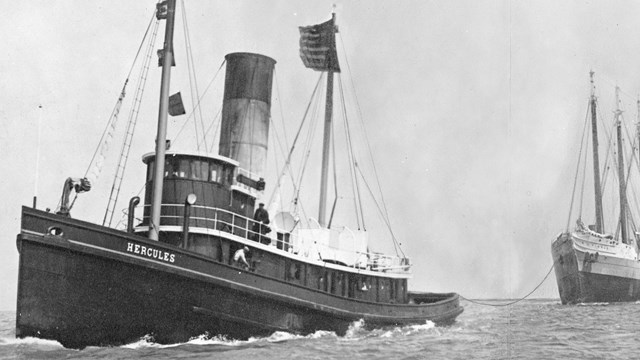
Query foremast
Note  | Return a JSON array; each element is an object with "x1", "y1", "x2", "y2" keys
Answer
[
  {"x1": 149, "y1": 0, "x2": 177, "y2": 240},
  {"x1": 589, "y1": 71, "x2": 605, "y2": 234}
]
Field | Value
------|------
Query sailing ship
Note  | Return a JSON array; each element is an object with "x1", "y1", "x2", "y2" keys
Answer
[
  {"x1": 16, "y1": 1, "x2": 462, "y2": 348},
  {"x1": 552, "y1": 71, "x2": 640, "y2": 304}
]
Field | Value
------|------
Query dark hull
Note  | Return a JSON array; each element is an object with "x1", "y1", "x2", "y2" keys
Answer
[
  {"x1": 17, "y1": 207, "x2": 462, "y2": 348},
  {"x1": 551, "y1": 233, "x2": 640, "y2": 304}
]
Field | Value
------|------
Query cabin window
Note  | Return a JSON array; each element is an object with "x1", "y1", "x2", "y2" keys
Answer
[
  {"x1": 172, "y1": 159, "x2": 189, "y2": 178},
  {"x1": 221, "y1": 165, "x2": 233, "y2": 186},
  {"x1": 210, "y1": 163, "x2": 232, "y2": 185},
  {"x1": 210, "y1": 163, "x2": 220, "y2": 183},
  {"x1": 390, "y1": 280, "x2": 396, "y2": 302},
  {"x1": 190, "y1": 160, "x2": 209, "y2": 180},
  {"x1": 331, "y1": 272, "x2": 343, "y2": 295},
  {"x1": 348, "y1": 276, "x2": 356, "y2": 298},
  {"x1": 286, "y1": 261, "x2": 302, "y2": 282},
  {"x1": 145, "y1": 159, "x2": 173, "y2": 180},
  {"x1": 324, "y1": 271, "x2": 330, "y2": 292},
  {"x1": 147, "y1": 157, "x2": 235, "y2": 184}
]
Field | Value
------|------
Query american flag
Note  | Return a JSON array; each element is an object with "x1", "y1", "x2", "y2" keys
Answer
[{"x1": 298, "y1": 18, "x2": 341, "y2": 73}]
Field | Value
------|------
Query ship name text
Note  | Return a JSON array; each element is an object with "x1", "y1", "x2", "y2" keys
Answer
[{"x1": 126, "y1": 242, "x2": 176, "y2": 263}]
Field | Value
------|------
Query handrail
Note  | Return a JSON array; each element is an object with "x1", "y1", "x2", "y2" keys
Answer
[{"x1": 135, "y1": 203, "x2": 411, "y2": 273}]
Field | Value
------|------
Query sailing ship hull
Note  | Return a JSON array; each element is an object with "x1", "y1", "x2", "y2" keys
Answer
[
  {"x1": 16, "y1": 207, "x2": 463, "y2": 348},
  {"x1": 551, "y1": 233, "x2": 640, "y2": 304}
]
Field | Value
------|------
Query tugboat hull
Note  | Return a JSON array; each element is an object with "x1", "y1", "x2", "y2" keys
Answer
[{"x1": 17, "y1": 207, "x2": 463, "y2": 348}]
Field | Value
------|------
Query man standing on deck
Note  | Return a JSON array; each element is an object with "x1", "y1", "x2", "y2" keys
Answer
[{"x1": 253, "y1": 203, "x2": 271, "y2": 244}]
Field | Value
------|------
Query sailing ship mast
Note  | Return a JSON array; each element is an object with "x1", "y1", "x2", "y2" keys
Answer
[
  {"x1": 614, "y1": 86, "x2": 629, "y2": 243},
  {"x1": 590, "y1": 71, "x2": 605, "y2": 234},
  {"x1": 149, "y1": 0, "x2": 177, "y2": 240}
]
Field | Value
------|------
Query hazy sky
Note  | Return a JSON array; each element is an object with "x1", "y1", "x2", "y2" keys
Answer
[{"x1": 3, "y1": 0, "x2": 640, "y2": 311}]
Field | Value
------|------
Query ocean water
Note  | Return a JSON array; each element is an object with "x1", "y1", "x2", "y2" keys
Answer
[{"x1": 1, "y1": 299, "x2": 639, "y2": 359}]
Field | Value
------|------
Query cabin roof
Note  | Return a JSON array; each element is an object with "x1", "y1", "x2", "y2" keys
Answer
[{"x1": 142, "y1": 151, "x2": 239, "y2": 167}]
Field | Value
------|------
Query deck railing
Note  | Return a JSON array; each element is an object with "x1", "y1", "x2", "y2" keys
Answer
[{"x1": 136, "y1": 203, "x2": 411, "y2": 273}]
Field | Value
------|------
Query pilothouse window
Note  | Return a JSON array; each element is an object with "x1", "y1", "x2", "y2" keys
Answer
[
  {"x1": 210, "y1": 164, "x2": 220, "y2": 183},
  {"x1": 146, "y1": 156, "x2": 234, "y2": 185},
  {"x1": 190, "y1": 160, "x2": 209, "y2": 180}
]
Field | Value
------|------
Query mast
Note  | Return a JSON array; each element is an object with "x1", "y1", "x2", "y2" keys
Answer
[
  {"x1": 614, "y1": 86, "x2": 629, "y2": 243},
  {"x1": 637, "y1": 97, "x2": 640, "y2": 170},
  {"x1": 149, "y1": 0, "x2": 177, "y2": 241},
  {"x1": 318, "y1": 12, "x2": 336, "y2": 228},
  {"x1": 590, "y1": 71, "x2": 605, "y2": 234}
]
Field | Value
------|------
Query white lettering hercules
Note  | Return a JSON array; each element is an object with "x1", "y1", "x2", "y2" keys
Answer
[{"x1": 126, "y1": 242, "x2": 176, "y2": 263}]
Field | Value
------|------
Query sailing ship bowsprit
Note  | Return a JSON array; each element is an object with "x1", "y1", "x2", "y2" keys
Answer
[
  {"x1": 552, "y1": 71, "x2": 640, "y2": 304},
  {"x1": 16, "y1": 1, "x2": 462, "y2": 348}
]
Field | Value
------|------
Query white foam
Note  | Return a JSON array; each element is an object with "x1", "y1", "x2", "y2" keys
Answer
[
  {"x1": 0, "y1": 336, "x2": 64, "y2": 348},
  {"x1": 344, "y1": 319, "x2": 366, "y2": 338},
  {"x1": 119, "y1": 320, "x2": 437, "y2": 349},
  {"x1": 577, "y1": 302, "x2": 609, "y2": 306},
  {"x1": 121, "y1": 329, "x2": 339, "y2": 349}
]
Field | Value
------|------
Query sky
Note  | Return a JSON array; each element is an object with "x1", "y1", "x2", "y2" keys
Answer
[{"x1": 3, "y1": 0, "x2": 640, "y2": 311}]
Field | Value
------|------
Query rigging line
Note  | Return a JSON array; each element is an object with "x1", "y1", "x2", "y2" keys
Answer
[
  {"x1": 630, "y1": 124, "x2": 640, "y2": 220},
  {"x1": 104, "y1": 16, "x2": 160, "y2": 227},
  {"x1": 268, "y1": 74, "x2": 324, "y2": 206},
  {"x1": 267, "y1": 103, "x2": 294, "y2": 212},
  {"x1": 180, "y1": 0, "x2": 208, "y2": 151},
  {"x1": 203, "y1": 107, "x2": 222, "y2": 151},
  {"x1": 83, "y1": 11, "x2": 157, "y2": 178},
  {"x1": 598, "y1": 106, "x2": 615, "y2": 193},
  {"x1": 270, "y1": 125, "x2": 284, "y2": 210},
  {"x1": 598, "y1": 77, "x2": 637, "y2": 104},
  {"x1": 622, "y1": 121, "x2": 639, "y2": 234},
  {"x1": 577, "y1": 125, "x2": 589, "y2": 219},
  {"x1": 267, "y1": 69, "x2": 300, "y2": 209},
  {"x1": 72, "y1": 11, "x2": 158, "y2": 213},
  {"x1": 565, "y1": 102, "x2": 591, "y2": 233},
  {"x1": 341, "y1": 77, "x2": 366, "y2": 229},
  {"x1": 172, "y1": 59, "x2": 226, "y2": 147},
  {"x1": 206, "y1": 63, "x2": 226, "y2": 153},
  {"x1": 294, "y1": 81, "x2": 323, "y2": 210},
  {"x1": 339, "y1": 32, "x2": 392, "y2": 226},
  {"x1": 355, "y1": 165, "x2": 404, "y2": 257},
  {"x1": 460, "y1": 264, "x2": 555, "y2": 307},
  {"x1": 270, "y1": 70, "x2": 293, "y2": 162},
  {"x1": 327, "y1": 115, "x2": 339, "y2": 228},
  {"x1": 125, "y1": 11, "x2": 158, "y2": 82},
  {"x1": 294, "y1": 80, "x2": 326, "y2": 220},
  {"x1": 337, "y1": 76, "x2": 363, "y2": 229},
  {"x1": 274, "y1": 69, "x2": 290, "y2": 148}
]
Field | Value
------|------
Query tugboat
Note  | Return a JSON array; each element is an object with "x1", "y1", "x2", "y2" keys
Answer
[{"x1": 16, "y1": 0, "x2": 463, "y2": 348}]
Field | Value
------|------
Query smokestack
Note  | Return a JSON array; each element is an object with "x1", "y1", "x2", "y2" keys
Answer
[{"x1": 218, "y1": 52, "x2": 276, "y2": 180}]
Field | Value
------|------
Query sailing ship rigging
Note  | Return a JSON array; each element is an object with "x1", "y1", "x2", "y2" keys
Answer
[{"x1": 16, "y1": 0, "x2": 462, "y2": 348}]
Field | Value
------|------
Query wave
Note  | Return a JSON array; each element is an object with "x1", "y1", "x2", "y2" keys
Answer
[
  {"x1": 121, "y1": 328, "x2": 339, "y2": 349},
  {"x1": 577, "y1": 302, "x2": 609, "y2": 306},
  {"x1": 120, "y1": 319, "x2": 440, "y2": 349},
  {"x1": 0, "y1": 336, "x2": 64, "y2": 348}
]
